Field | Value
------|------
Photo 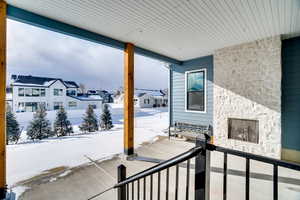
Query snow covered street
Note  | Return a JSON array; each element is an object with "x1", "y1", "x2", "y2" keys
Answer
[{"x1": 7, "y1": 106, "x2": 168, "y2": 186}]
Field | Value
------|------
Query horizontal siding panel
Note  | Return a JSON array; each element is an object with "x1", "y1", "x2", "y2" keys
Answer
[{"x1": 170, "y1": 55, "x2": 213, "y2": 126}]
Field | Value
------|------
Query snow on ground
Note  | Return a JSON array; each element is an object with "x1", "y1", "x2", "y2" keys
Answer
[
  {"x1": 7, "y1": 105, "x2": 168, "y2": 186},
  {"x1": 11, "y1": 186, "x2": 29, "y2": 199}
]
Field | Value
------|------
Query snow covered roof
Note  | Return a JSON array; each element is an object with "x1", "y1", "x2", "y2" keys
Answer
[
  {"x1": 135, "y1": 92, "x2": 147, "y2": 98},
  {"x1": 64, "y1": 81, "x2": 79, "y2": 88},
  {"x1": 68, "y1": 94, "x2": 103, "y2": 101},
  {"x1": 135, "y1": 89, "x2": 166, "y2": 97},
  {"x1": 11, "y1": 75, "x2": 79, "y2": 88}
]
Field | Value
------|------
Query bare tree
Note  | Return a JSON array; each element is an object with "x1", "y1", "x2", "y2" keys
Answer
[
  {"x1": 114, "y1": 86, "x2": 123, "y2": 97},
  {"x1": 79, "y1": 83, "x2": 86, "y2": 93}
]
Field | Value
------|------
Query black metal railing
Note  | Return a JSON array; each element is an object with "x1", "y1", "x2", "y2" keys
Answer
[
  {"x1": 88, "y1": 135, "x2": 300, "y2": 200},
  {"x1": 200, "y1": 140, "x2": 300, "y2": 200},
  {"x1": 115, "y1": 144, "x2": 204, "y2": 200}
]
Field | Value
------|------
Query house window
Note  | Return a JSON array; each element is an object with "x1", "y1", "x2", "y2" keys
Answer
[
  {"x1": 32, "y1": 88, "x2": 40, "y2": 97},
  {"x1": 186, "y1": 69, "x2": 206, "y2": 112},
  {"x1": 144, "y1": 99, "x2": 150, "y2": 104},
  {"x1": 41, "y1": 89, "x2": 46, "y2": 97},
  {"x1": 54, "y1": 89, "x2": 63, "y2": 96},
  {"x1": 66, "y1": 89, "x2": 76, "y2": 96},
  {"x1": 39, "y1": 102, "x2": 46, "y2": 109},
  {"x1": 25, "y1": 102, "x2": 38, "y2": 112},
  {"x1": 90, "y1": 104, "x2": 97, "y2": 109},
  {"x1": 18, "y1": 88, "x2": 24, "y2": 96},
  {"x1": 18, "y1": 102, "x2": 25, "y2": 112},
  {"x1": 54, "y1": 102, "x2": 63, "y2": 110},
  {"x1": 68, "y1": 101, "x2": 77, "y2": 108},
  {"x1": 25, "y1": 88, "x2": 32, "y2": 97}
]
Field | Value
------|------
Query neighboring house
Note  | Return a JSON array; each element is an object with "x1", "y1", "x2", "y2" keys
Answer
[
  {"x1": 134, "y1": 92, "x2": 154, "y2": 108},
  {"x1": 10, "y1": 75, "x2": 102, "y2": 112},
  {"x1": 135, "y1": 89, "x2": 167, "y2": 108},
  {"x1": 116, "y1": 89, "x2": 167, "y2": 108},
  {"x1": 98, "y1": 90, "x2": 114, "y2": 103},
  {"x1": 88, "y1": 90, "x2": 113, "y2": 103},
  {"x1": 169, "y1": 36, "x2": 300, "y2": 163}
]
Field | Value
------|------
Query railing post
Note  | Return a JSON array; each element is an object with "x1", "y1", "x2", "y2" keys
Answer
[
  {"x1": 118, "y1": 164, "x2": 126, "y2": 200},
  {"x1": 195, "y1": 135, "x2": 210, "y2": 200}
]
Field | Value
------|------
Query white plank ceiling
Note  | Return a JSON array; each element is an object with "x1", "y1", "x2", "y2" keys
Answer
[{"x1": 5, "y1": 0, "x2": 300, "y2": 61}]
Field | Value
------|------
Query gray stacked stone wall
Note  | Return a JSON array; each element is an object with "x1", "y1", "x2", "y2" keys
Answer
[{"x1": 213, "y1": 36, "x2": 282, "y2": 158}]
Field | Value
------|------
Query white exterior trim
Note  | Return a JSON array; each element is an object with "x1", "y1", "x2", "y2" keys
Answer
[{"x1": 184, "y1": 68, "x2": 207, "y2": 114}]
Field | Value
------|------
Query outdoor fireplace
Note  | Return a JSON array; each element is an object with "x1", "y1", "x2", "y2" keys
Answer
[{"x1": 228, "y1": 118, "x2": 259, "y2": 144}]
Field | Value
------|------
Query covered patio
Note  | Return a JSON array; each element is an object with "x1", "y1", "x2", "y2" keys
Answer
[
  {"x1": 0, "y1": 0, "x2": 300, "y2": 199},
  {"x1": 12, "y1": 137, "x2": 300, "y2": 200}
]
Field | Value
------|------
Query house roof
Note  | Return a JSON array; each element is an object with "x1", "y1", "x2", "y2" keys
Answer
[
  {"x1": 5, "y1": 0, "x2": 300, "y2": 61},
  {"x1": 68, "y1": 94, "x2": 102, "y2": 102},
  {"x1": 11, "y1": 75, "x2": 79, "y2": 88},
  {"x1": 136, "y1": 93, "x2": 147, "y2": 98},
  {"x1": 64, "y1": 81, "x2": 79, "y2": 88},
  {"x1": 134, "y1": 89, "x2": 165, "y2": 98}
]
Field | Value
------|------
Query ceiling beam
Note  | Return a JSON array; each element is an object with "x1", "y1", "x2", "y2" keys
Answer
[{"x1": 7, "y1": 5, "x2": 182, "y2": 65}]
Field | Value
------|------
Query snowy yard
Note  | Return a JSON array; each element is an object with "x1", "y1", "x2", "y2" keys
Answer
[{"x1": 7, "y1": 105, "x2": 168, "y2": 186}]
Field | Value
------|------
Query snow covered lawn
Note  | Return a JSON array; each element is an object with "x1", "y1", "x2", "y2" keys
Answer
[{"x1": 7, "y1": 106, "x2": 168, "y2": 186}]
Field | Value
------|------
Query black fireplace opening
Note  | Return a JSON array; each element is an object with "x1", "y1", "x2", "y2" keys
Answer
[{"x1": 228, "y1": 118, "x2": 259, "y2": 144}]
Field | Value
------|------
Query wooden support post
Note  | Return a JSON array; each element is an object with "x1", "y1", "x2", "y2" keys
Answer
[
  {"x1": 124, "y1": 43, "x2": 134, "y2": 155},
  {"x1": 0, "y1": 1, "x2": 6, "y2": 198}
]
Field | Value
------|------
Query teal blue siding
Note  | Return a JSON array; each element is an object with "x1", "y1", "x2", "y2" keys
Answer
[
  {"x1": 282, "y1": 37, "x2": 300, "y2": 151},
  {"x1": 170, "y1": 55, "x2": 213, "y2": 127}
]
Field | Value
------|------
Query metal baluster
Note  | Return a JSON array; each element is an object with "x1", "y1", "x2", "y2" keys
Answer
[
  {"x1": 175, "y1": 164, "x2": 179, "y2": 200},
  {"x1": 273, "y1": 165, "x2": 278, "y2": 200},
  {"x1": 143, "y1": 177, "x2": 146, "y2": 200},
  {"x1": 138, "y1": 179, "x2": 140, "y2": 200},
  {"x1": 166, "y1": 168, "x2": 169, "y2": 200},
  {"x1": 132, "y1": 182, "x2": 134, "y2": 200},
  {"x1": 186, "y1": 159, "x2": 190, "y2": 200},
  {"x1": 223, "y1": 153, "x2": 227, "y2": 200},
  {"x1": 246, "y1": 158, "x2": 250, "y2": 200},
  {"x1": 150, "y1": 175, "x2": 153, "y2": 200},
  {"x1": 158, "y1": 172, "x2": 161, "y2": 200},
  {"x1": 127, "y1": 184, "x2": 129, "y2": 200}
]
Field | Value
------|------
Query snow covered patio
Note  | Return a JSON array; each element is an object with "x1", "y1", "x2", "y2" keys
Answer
[{"x1": 13, "y1": 136, "x2": 300, "y2": 200}]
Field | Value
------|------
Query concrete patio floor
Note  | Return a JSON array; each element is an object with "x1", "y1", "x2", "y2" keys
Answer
[{"x1": 16, "y1": 136, "x2": 300, "y2": 200}]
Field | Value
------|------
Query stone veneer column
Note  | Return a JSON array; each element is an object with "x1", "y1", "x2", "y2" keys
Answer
[{"x1": 213, "y1": 36, "x2": 282, "y2": 158}]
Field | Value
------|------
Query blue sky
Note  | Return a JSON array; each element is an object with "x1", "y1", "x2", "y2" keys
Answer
[{"x1": 7, "y1": 19, "x2": 168, "y2": 91}]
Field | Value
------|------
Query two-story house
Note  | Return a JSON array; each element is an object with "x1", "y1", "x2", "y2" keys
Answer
[{"x1": 11, "y1": 75, "x2": 102, "y2": 112}]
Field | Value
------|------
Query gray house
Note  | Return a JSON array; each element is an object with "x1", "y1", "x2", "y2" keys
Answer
[{"x1": 169, "y1": 36, "x2": 300, "y2": 163}]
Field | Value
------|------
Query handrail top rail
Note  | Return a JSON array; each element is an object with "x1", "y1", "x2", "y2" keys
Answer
[
  {"x1": 114, "y1": 146, "x2": 203, "y2": 188},
  {"x1": 115, "y1": 140, "x2": 300, "y2": 189},
  {"x1": 198, "y1": 140, "x2": 300, "y2": 171}
]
